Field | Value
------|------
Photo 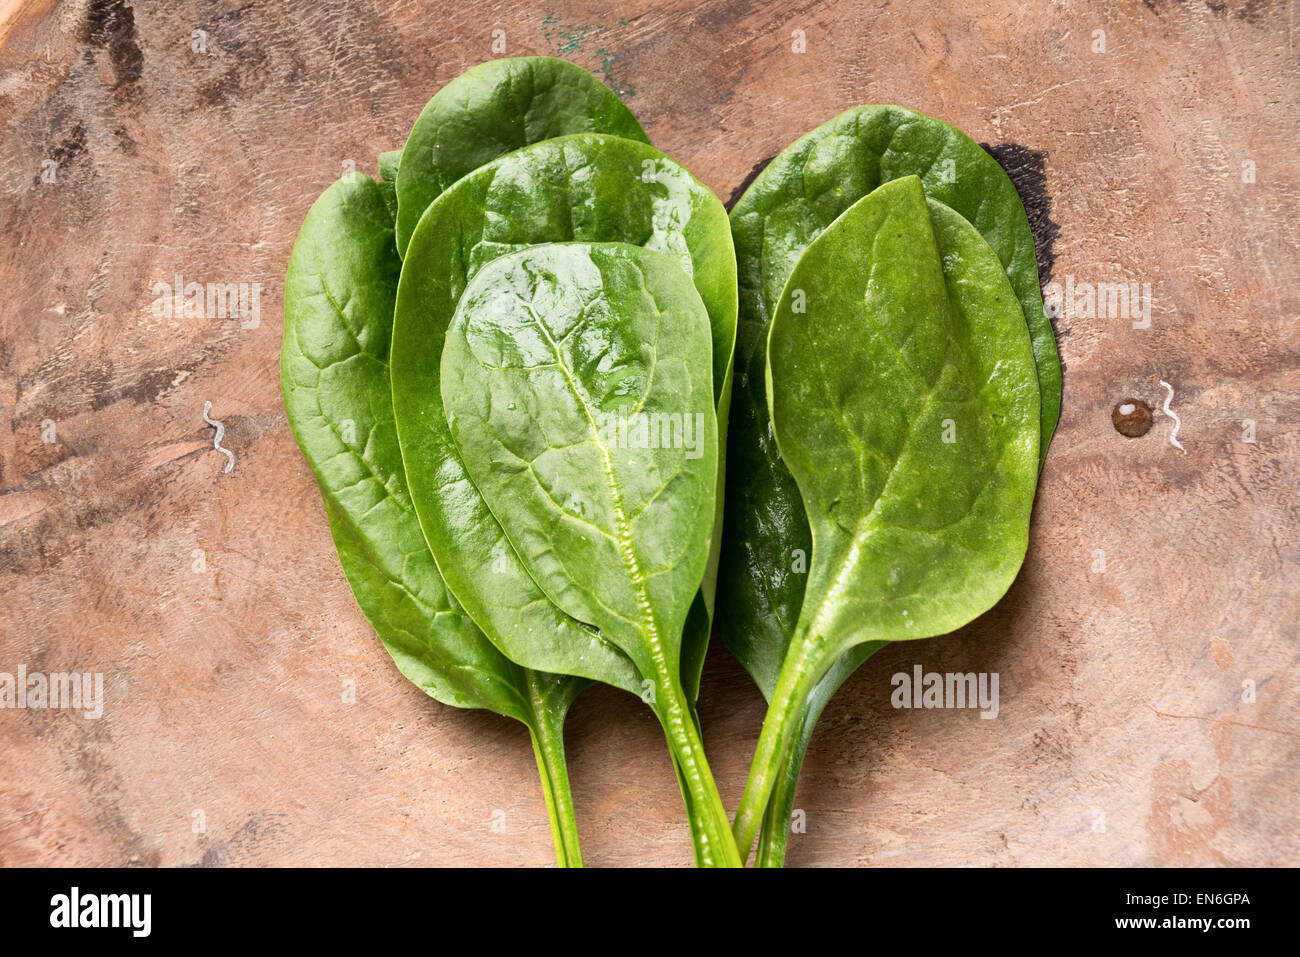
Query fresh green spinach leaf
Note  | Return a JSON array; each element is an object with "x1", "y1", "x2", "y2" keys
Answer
[
  {"x1": 378, "y1": 149, "x2": 402, "y2": 182},
  {"x1": 441, "y1": 241, "x2": 739, "y2": 866},
  {"x1": 395, "y1": 56, "x2": 650, "y2": 257},
  {"x1": 729, "y1": 175, "x2": 1041, "y2": 858}
]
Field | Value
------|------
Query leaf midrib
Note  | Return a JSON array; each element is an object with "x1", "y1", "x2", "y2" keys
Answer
[{"x1": 520, "y1": 296, "x2": 673, "y2": 685}]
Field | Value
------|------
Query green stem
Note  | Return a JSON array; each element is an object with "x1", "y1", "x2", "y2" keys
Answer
[
  {"x1": 754, "y1": 703, "x2": 816, "y2": 867},
  {"x1": 525, "y1": 678, "x2": 583, "y2": 867},
  {"x1": 654, "y1": 679, "x2": 742, "y2": 867},
  {"x1": 527, "y1": 723, "x2": 582, "y2": 867},
  {"x1": 731, "y1": 638, "x2": 826, "y2": 863},
  {"x1": 755, "y1": 642, "x2": 886, "y2": 866}
]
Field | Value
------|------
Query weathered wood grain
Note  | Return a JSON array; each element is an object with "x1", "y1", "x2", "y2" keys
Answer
[{"x1": 0, "y1": 0, "x2": 1296, "y2": 867}]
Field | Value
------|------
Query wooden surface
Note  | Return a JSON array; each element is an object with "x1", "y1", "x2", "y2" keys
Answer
[{"x1": 1, "y1": 0, "x2": 1296, "y2": 867}]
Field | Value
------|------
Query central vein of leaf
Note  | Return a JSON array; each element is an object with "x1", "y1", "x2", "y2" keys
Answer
[
  {"x1": 802, "y1": 522, "x2": 866, "y2": 664},
  {"x1": 522, "y1": 303, "x2": 672, "y2": 687},
  {"x1": 797, "y1": 370, "x2": 944, "y2": 665}
]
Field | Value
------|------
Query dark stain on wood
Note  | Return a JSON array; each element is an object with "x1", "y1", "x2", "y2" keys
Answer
[
  {"x1": 725, "y1": 155, "x2": 774, "y2": 211},
  {"x1": 81, "y1": 0, "x2": 143, "y2": 97},
  {"x1": 981, "y1": 141, "x2": 1058, "y2": 288}
]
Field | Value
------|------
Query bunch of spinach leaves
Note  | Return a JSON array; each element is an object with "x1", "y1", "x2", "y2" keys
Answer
[
  {"x1": 283, "y1": 60, "x2": 1057, "y2": 866},
  {"x1": 721, "y1": 108, "x2": 1059, "y2": 865},
  {"x1": 390, "y1": 132, "x2": 740, "y2": 866},
  {"x1": 284, "y1": 57, "x2": 740, "y2": 866}
]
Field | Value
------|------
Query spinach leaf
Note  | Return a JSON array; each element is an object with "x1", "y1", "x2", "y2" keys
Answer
[
  {"x1": 721, "y1": 107, "x2": 1059, "y2": 862},
  {"x1": 395, "y1": 56, "x2": 650, "y2": 258},
  {"x1": 282, "y1": 171, "x2": 586, "y2": 865},
  {"x1": 729, "y1": 176, "x2": 1041, "y2": 858},
  {"x1": 377, "y1": 149, "x2": 402, "y2": 182},
  {"x1": 390, "y1": 133, "x2": 736, "y2": 702},
  {"x1": 441, "y1": 241, "x2": 739, "y2": 867}
]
